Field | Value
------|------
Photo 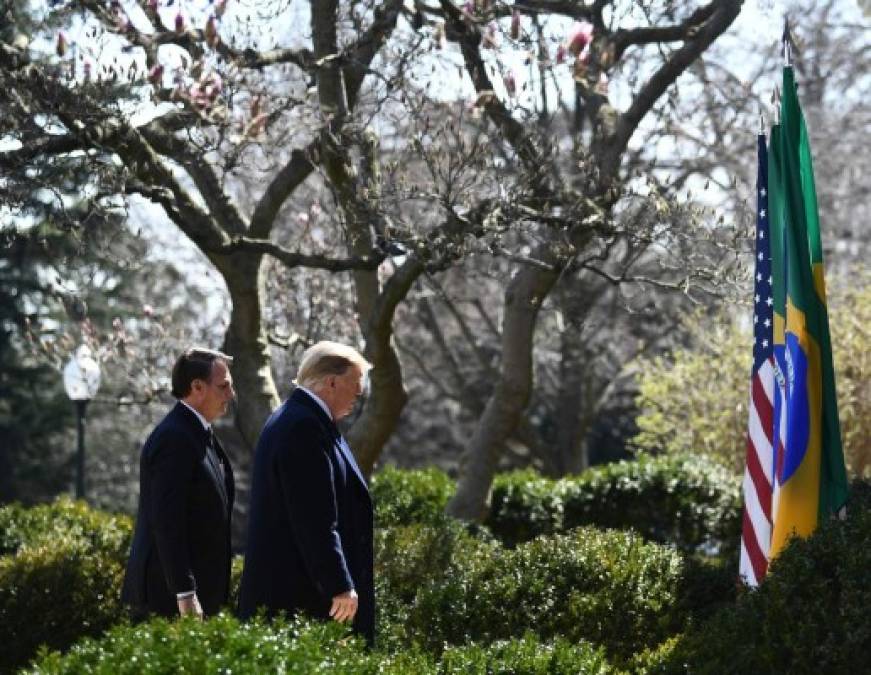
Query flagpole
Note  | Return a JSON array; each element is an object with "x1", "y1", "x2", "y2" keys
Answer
[{"x1": 782, "y1": 18, "x2": 792, "y2": 67}]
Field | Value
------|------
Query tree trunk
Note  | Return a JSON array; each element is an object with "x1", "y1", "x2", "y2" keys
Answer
[
  {"x1": 447, "y1": 261, "x2": 559, "y2": 520},
  {"x1": 213, "y1": 252, "x2": 280, "y2": 449},
  {"x1": 348, "y1": 258, "x2": 423, "y2": 475}
]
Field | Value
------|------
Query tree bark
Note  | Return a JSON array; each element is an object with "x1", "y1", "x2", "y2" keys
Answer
[
  {"x1": 212, "y1": 252, "x2": 280, "y2": 449},
  {"x1": 447, "y1": 261, "x2": 559, "y2": 520}
]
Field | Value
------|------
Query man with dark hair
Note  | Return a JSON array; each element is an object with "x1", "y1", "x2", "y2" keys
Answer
[
  {"x1": 238, "y1": 341, "x2": 375, "y2": 645},
  {"x1": 121, "y1": 348, "x2": 236, "y2": 619}
]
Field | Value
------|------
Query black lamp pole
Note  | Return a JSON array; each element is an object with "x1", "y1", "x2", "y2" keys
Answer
[{"x1": 74, "y1": 399, "x2": 89, "y2": 500}]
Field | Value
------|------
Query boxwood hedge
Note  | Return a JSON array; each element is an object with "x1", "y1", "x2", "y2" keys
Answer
[{"x1": 486, "y1": 453, "x2": 742, "y2": 554}]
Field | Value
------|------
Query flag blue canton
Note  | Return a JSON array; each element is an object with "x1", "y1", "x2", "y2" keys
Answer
[{"x1": 753, "y1": 134, "x2": 773, "y2": 371}]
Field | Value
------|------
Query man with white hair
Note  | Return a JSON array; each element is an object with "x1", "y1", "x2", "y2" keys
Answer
[{"x1": 238, "y1": 341, "x2": 375, "y2": 645}]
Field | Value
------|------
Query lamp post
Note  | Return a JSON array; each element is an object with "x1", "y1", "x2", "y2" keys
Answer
[{"x1": 63, "y1": 345, "x2": 101, "y2": 500}]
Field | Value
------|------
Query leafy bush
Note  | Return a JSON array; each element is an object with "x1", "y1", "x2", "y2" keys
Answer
[
  {"x1": 28, "y1": 615, "x2": 622, "y2": 675},
  {"x1": 633, "y1": 277, "x2": 871, "y2": 477},
  {"x1": 26, "y1": 613, "x2": 430, "y2": 674},
  {"x1": 0, "y1": 497, "x2": 131, "y2": 559},
  {"x1": 387, "y1": 524, "x2": 703, "y2": 661},
  {"x1": 656, "y1": 480, "x2": 871, "y2": 674},
  {"x1": 0, "y1": 498, "x2": 132, "y2": 672},
  {"x1": 371, "y1": 465, "x2": 455, "y2": 527},
  {"x1": 439, "y1": 634, "x2": 614, "y2": 674},
  {"x1": 0, "y1": 540, "x2": 127, "y2": 673},
  {"x1": 487, "y1": 454, "x2": 741, "y2": 555}
]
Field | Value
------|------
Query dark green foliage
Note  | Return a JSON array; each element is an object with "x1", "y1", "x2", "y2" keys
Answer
[
  {"x1": 438, "y1": 634, "x2": 614, "y2": 674},
  {"x1": 0, "y1": 541, "x2": 127, "y2": 673},
  {"x1": 0, "y1": 498, "x2": 132, "y2": 673},
  {"x1": 378, "y1": 520, "x2": 699, "y2": 661},
  {"x1": 25, "y1": 614, "x2": 431, "y2": 674},
  {"x1": 487, "y1": 454, "x2": 742, "y2": 554},
  {"x1": 656, "y1": 479, "x2": 871, "y2": 674},
  {"x1": 371, "y1": 465, "x2": 455, "y2": 527},
  {"x1": 0, "y1": 497, "x2": 131, "y2": 558}
]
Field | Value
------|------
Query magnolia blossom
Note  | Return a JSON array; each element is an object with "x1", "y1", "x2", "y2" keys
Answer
[
  {"x1": 555, "y1": 44, "x2": 566, "y2": 65},
  {"x1": 510, "y1": 10, "x2": 520, "y2": 40},
  {"x1": 56, "y1": 32, "x2": 67, "y2": 57},
  {"x1": 503, "y1": 70, "x2": 516, "y2": 96},
  {"x1": 147, "y1": 0, "x2": 159, "y2": 13},
  {"x1": 205, "y1": 15, "x2": 219, "y2": 47},
  {"x1": 148, "y1": 63, "x2": 164, "y2": 85},
  {"x1": 175, "y1": 11, "x2": 185, "y2": 33},
  {"x1": 482, "y1": 23, "x2": 498, "y2": 49},
  {"x1": 567, "y1": 20, "x2": 594, "y2": 56}
]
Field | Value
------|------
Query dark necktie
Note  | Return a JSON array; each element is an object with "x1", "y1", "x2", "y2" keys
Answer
[{"x1": 204, "y1": 427, "x2": 225, "y2": 483}]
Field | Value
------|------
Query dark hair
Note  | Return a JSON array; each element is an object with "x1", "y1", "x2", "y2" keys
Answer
[{"x1": 171, "y1": 348, "x2": 233, "y2": 399}]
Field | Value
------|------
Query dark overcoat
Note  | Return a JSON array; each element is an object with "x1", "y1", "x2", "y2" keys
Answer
[
  {"x1": 121, "y1": 402, "x2": 234, "y2": 617},
  {"x1": 238, "y1": 388, "x2": 375, "y2": 644}
]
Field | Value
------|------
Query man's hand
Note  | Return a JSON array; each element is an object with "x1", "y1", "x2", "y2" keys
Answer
[
  {"x1": 177, "y1": 594, "x2": 204, "y2": 619},
  {"x1": 329, "y1": 589, "x2": 358, "y2": 623}
]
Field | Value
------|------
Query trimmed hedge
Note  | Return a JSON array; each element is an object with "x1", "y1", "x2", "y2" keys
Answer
[
  {"x1": 377, "y1": 520, "x2": 718, "y2": 661},
  {"x1": 27, "y1": 614, "x2": 618, "y2": 674},
  {"x1": 654, "y1": 479, "x2": 871, "y2": 674},
  {"x1": 0, "y1": 498, "x2": 132, "y2": 673},
  {"x1": 371, "y1": 466, "x2": 455, "y2": 528},
  {"x1": 439, "y1": 634, "x2": 614, "y2": 674},
  {"x1": 26, "y1": 613, "x2": 428, "y2": 674},
  {"x1": 0, "y1": 497, "x2": 131, "y2": 559},
  {"x1": 486, "y1": 453, "x2": 742, "y2": 553}
]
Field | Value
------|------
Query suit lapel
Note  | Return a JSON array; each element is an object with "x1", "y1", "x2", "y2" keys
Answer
[
  {"x1": 336, "y1": 436, "x2": 369, "y2": 494},
  {"x1": 292, "y1": 389, "x2": 369, "y2": 496},
  {"x1": 173, "y1": 403, "x2": 231, "y2": 510},
  {"x1": 210, "y1": 434, "x2": 234, "y2": 510}
]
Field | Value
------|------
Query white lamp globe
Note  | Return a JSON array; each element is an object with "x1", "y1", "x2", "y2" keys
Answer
[{"x1": 63, "y1": 345, "x2": 102, "y2": 401}]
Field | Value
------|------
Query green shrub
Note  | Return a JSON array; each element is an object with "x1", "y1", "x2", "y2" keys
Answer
[
  {"x1": 487, "y1": 454, "x2": 741, "y2": 555},
  {"x1": 371, "y1": 465, "x2": 455, "y2": 527},
  {"x1": 0, "y1": 497, "x2": 131, "y2": 560},
  {"x1": 0, "y1": 540, "x2": 127, "y2": 673},
  {"x1": 374, "y1": 519, "x2": 498, "y2": 650},
  {"x1": 397, "y1": 526, "x2": 695, "y2": 660},
  {"x1": 26, "y1": 613, "x2": 432, "y2": 674},
  {"x1": 657, "y1": 479, "x2": 871, "y2": 674},
  {"x1": 0, "y1": 499, "x2": 132, "y2": 673},
  {"x1": 439, "y1": 634, "x2": 614, "y2": 674}
]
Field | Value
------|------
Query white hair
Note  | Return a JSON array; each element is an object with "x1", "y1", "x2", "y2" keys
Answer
[{"x1": 294, "y1": 341, "x2": 371, "y2": 389}]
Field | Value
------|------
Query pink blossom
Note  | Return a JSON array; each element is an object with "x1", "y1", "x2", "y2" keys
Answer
[
  {"x1": 142, "y1": 304, "x2": 154, "y2": 317},
  {"x1": 204, "y1": 15, "x2": 219, "y2": 47},
  {"x1": 148, "y1": 63, "x2": 164, "y2": 85},
  {"x1": 297, "y1": 212, "x2": 310, "y2": 224},
  {"x1": 510, "y1": 10, "x2": 520, "y2": 40},
  {"x1": 555, "y1": 44, "x2": 566, "y2": 65},
  {"x1": 482, "y1": 22, "x2": 498, "y2": 49},
  {"x1": 147, "y1": 0, "x2": 159, "y2": 13},
  {"x1": 567, "y1": 20, "x2": 594, "y2": 56},
  {"x1": 503, "y1": 70, "x2": 516, "y2": 96},
  {"x1": 175, "y1": 12, "x2": 185, "y2": 33}
]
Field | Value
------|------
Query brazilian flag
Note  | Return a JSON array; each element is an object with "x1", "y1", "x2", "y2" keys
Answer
[{"x1": 769, "y1": 66, "x2": 849, "y2": 558}]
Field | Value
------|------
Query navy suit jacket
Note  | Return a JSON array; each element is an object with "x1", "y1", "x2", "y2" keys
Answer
[
  {"x1": 121, "y1": 402, "x2": 235, "y2": 618},
  {"x1": 238, "y1": 388, "x2": 375, "y2": 644}
]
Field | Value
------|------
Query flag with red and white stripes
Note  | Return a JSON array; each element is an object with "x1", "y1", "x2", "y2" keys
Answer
[{"x1": 739, "y1": 133, "x2": 775, "y2": 586}]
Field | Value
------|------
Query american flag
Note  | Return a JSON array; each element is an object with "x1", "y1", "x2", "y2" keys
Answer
[{"x1": 739, "y1": 133, "x2": 775, "y2": 586}]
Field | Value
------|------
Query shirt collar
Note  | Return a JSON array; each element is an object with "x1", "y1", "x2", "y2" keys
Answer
[
  {"x1": 179, "y1": 400, "x2": 211, "y2": 430},
  {"x1": 296, "y1": 385, "x2": 333, "y2": 420}
]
